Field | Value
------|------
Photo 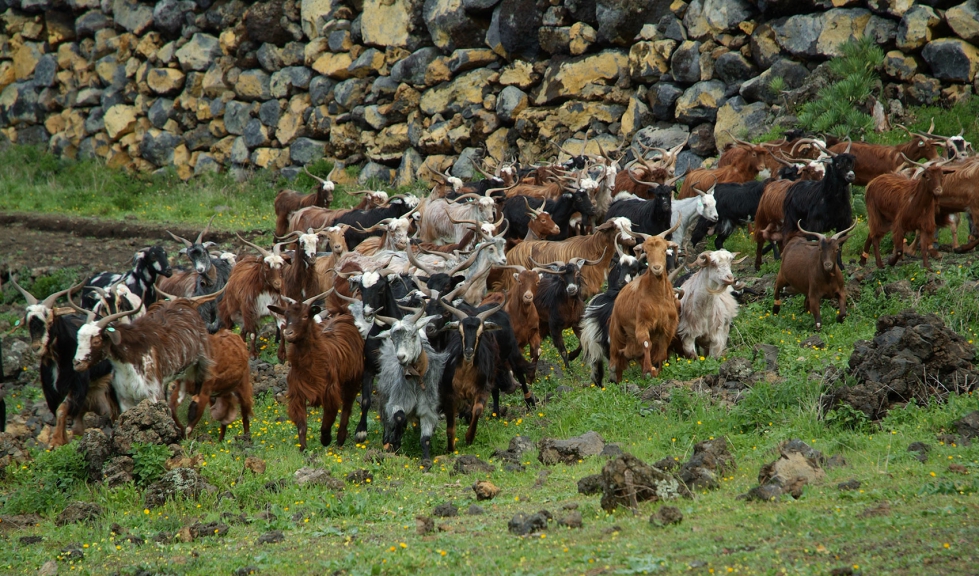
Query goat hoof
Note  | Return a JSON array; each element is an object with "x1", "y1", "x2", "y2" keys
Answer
[
  {"x1": 354, "y1": 430, "x2": 367, "y2": 443},
  {"x1": 524, "y1": 395, "x2": 538, "y2": 408}
]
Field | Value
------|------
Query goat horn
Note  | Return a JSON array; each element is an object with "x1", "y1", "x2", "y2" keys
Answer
[
  {"x1": 44, "y1": 280, "x2": 88, "y2": 310},
  {"x1": 355, "y1": 218, "x2": 391, "y2": 235},
  {"x1": 195, "y1": 215, "x2": 216, "y2": 245},
  {"x1": 447, "y1": 214, "x2": 482, "y2": 228},
  {"x1": 471, "y1": 161, "x2": 494, "y2": 180},
  {"x1": 448, "y1": 243, "x2": 487, "y2": 276},
  {"x1": 812, "y1": 141, "x2": 837, "y2": 157},
  {"x1": 896, "y1": 124, "x2": 913, "y2": 138},
  {"x1": 796, "y1": 220, "x2": 827, "y2": 242},
  {"x1": 303, "y1": 165, "x2": 329, "y2": 186},
  {"x1": 483, "y1": 181, "x2": 520, "y2": 196},
  {"x1": 523, "y1": 197, "x2": 544, "y2": 218},
  {"x1": 668, "y1": 264, "x2": 685, "y2": 283},
  {"x1": 627, "y1": 168, "x2": 658, "y2": 188},
  {"x1": 406, "y1": 245, "x2": 436, "y2": 276},
  {"x1": 733, "y1": 255, "x2": 749, "y2": 265},
  {"x1": 656, "y1": 218, "x2": 682, "y2": 239},
  {"x1": 900, "y1": 153, "x2": 928, "y2": 169},
  {"x1": 373, "y1": 314, "x2": 399, "y2": 327},
  {"x1": 301, "y1": 288, "x2": 333, "y2": 307},
  {"x1": 724, "y1": 129, "x2": 752, "y2": 147},
  {"x1": 236, "y1": 233, "x2": 272, "y2": 258},
  {"x1": 67, "y1": 285, "x2": 98, "y2": 325},
  {"x1": 166, "y1": 230, "x2": 194, "y2": 248},
  {"x1": 830, "y1": 221, "x2": 858, "y2": 241},
  {"x1": 333, "y1": 288, "x2": 359, "y2": 304},
  {"x1": 9, "y1": 275, "x2": 39, "y2": 306},
  {"x1": 184, "y1": 284, "x2": 228, "y2": 307},
  {"x1": 438, "y1": 296, "x2": 470, "y2": 322},
  {"x1": 94, "y1": 299, "x2": 140, "y2": 329},
  {"x1": 579, "y1": 247, "x2": 608, "y2": 267},
  {"x1": 789, "y1": 138, "x2": 820, "y2": 156},
  {"x1": 476, "y1": 298, "x2": 505, "y2": 321},
  {"x1": 843, "y1": 138, "x2": 852, "y2": 155}
]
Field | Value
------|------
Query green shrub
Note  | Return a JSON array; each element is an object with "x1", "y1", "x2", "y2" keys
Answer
[
  {"x1": 131, "y1": 442, "x2": 171, "y2": 486},
  {"x1": 1, "y1": 446, "x2": 88, "y2": 515}
]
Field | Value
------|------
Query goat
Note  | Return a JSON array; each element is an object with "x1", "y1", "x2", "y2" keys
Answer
[
  {"x1": 678, "y1": 146, "x2": 770, "y2": 199},
  {"x1": 608, "y1": 220, "x2": 681, "y2": 382},
  {"x1": 441, "y1": 296, "x2": 534, "y2": 446},
  {"x1": 773, "y1": 222, "x2": 856, "y2": 330},
  {"x1": 605, "y1": 183, "x2": 673, "y2": 236},
  {"x1": 70, "y1": 288, "x2": 221, "y2": 429},
  {"x1": 218, "y1": 236, "x2": 291, "y2": 357},
  {"x1": 580, "y1": 244, "x2": 646, "y2": 387},
  {"x1": 506, "y1": 218, "x2": 636, "y2": 299},
  {"x1": 531, "y1": 255, "x2": 604, "y2": 368},
  {"x1": 501, "y1": 190, "x2": 594, "y2": 242},
  {"x1": 676, "y1": 251, "x2": 743, "y2": 359},
  {"x1": 689, "y1": 179, "x2": 770, "y2": 251},
  {"x1": 825, "y1": 126, "x2": 941, "y2": 186},
  {"x1": 284, "y1": 189, "x2": 389, "y2": 237},
  {"x1": 482, "y1": 266, "x2": 541, "y2": 369},
  {"x1": 718, "y1": 135, "x2": 787, "y2": 175},
  {"x1": 782, "y1": 144, "x2": 856, "y2": 246},
  {"x1": 352, "y1": 212, "x2": 416, "y2": 255},
  {"x1": 373, "y1": 307, "x2": 453, "y2": 461},
  {"x1": 332, "y1": 195, "x2": 420, "y2": 249},
  {"x1": 861, "y1": 159, "x2": 953, "y2": 270},
  {"x1": 268, "y1": 292, "x2": 364, "y2": 451},
  {"x1": 159, "y1": 217, "x2": 233, "y2": 332},
  {"x1": 169, "y1": 328, "x2": 253, "y2": 440},
  {"x1": 418, "y1": 193, "x2": 497, "y2": 244},
  {"x1": 10, "y1": 279, "x2": 117, "y2": 447},
  {"x1": 752, "y1": 163, "x2": 825, "y2": 270},
  {"x1": 273, "y1": 166, "x2": 337, "y2": 237},
  {"x1": 921, "y1": 158, "x2": 979, "y2": 253},
  {"x1": 80, "y1": 246, "x2": 172, "y2": 312},
  {"x1": 670, "y1": 183, "x2": 718, "y2": 259}
]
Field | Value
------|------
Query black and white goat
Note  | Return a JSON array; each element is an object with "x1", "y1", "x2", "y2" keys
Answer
[{"x1": 80, "y1": 246, "x2": 172, "y2": 312}]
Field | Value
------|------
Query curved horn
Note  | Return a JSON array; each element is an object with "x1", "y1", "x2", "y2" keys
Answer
[
  {"x1": 448, "y1": 243, "x2": 488, "y2": 276},
  {"x1": 185, "y1": 284, "x2": 228, "y2": 307},
  {"x1": 523, "y1": 197, "x2": 544, "y2": 218},
  {"x1": 438, "y1": 296, "x2": 470, "y2": 322},
  {"x1": 790, "y1": 138, "x2": 821, "y2": 157},
  {"x1": 166, "y1": 230, "x2": 193, "y2": 248},
  {"x1": 195, "y1": 215, "x2": 216, "y2": 245},
  {"x1": 447, "y1": 213, "x2": 482, "y2": 229},
  {"x1": 900, "y1": 153, "x2": 928, "y2": 169},
  {"x1": 579, "y1": 247, "x2": 608, "y2": 267},
  {"x1": 668, "y1": 264, "x2": 685, "y2": 283},
  {"x1": 373, "y1": 314, "x2": 400, "y2": 327},
  {"x1": 9, "y1": 275, "x2": 38, "y2": 306},
  {"x1": 406, "y1": 245, "x2": 436, "y2": 276},
  {"x1": 95, "y1": 303, "x2": 140, "y2": 330},
  {"x1": 236, "y1": 233, "x2": 272, "y2": 258},
  {"x1": 476, "y1": 298, "x2": 505, "y2": 321},
  {"x1": 830, "y1": 221, "x2": 858, "y2": 241},
  {"x1": 303, "y1": 165, "x2": 329, "y2": 186},
  {"x1": 844, "y1": 139, "x2": 852, "y2": 154},
  {"x1": 67, "y1": 285, "x2": 97, "y2": 324},
  {"x1": 302, "y1": 288, "x2": 334, "y2": 307},
  {"x1": 627, "y1": 168, "x2": 658, "y2": 188},
  {"x1": 656, "y1": 218, "x2": 682, "y2": 239},
  {"x1": 896, "y1": 124, "x2": 913, "y2": 138},
  {"x1": 796, "y1": 220, "x2": 827, "y2": 242}
]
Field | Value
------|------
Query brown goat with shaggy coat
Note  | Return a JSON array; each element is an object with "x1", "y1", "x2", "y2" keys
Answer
[
  {"x1": 773, "y1": 223, "x2": 855, "y2": 330},
  {"x1": 827, "y1": 132, "x2": 940, "y2": 186},
  {"x1": 170, "y1": 329, "x2": 253, "y2": 440},
  {"x1": 608, "y1": 223, "x2": 680, "y2": 382},
  {"x1": 861, "y1": 162, "x2": 951, "y2": 270},
  {"x1": 678, "y1": 147, "x2": 770, "y2": 199},
  {"x1": 269, "y1": 294, "x2": 364, "y2": 451}
]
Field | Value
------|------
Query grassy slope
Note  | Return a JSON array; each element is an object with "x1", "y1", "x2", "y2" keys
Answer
[{"x1": 2, "y1": 105, "x2": 979, "y2": 575}]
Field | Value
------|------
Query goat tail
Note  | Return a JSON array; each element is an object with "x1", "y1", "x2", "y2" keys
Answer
[{"x1": 579, "y1": 309, "x2": 608, "y2": 366}]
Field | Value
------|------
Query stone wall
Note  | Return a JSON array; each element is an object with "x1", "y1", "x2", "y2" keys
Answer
[{"x1": 1, "y1": 0, "x2": 977, "y2": 183}]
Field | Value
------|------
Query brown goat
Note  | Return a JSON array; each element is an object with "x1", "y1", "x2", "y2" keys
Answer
[
  {"x1": 482, "y1": 267, "x2": 541, "y2": 373},
  {"x1": 827, "y1": 129, "x2": 940, "y2": 186},
  {"x1": 169, "y1": 329, "x2": 253, "y2": 441},
  {"x1": 773, "y1": 222, "x2": 855, "y2": 330},
  {"x1": 269, "y1": 294, "x2": 365, "y2": 451},
  {"x1": 861, "y1": 161, "x2": 952, "y2": 270},
  {"x1": 718, "y1": 139, "x2": 785, "y2": 174},
  {"x1": 273, "y1": 167, "x2": 336, "y2": 237},
  {"x1": 218, "y1": 237, "x2": 291, "y2": 357},
  {"x1": 678, "y1": 147, "x2": 769, "y2": 199},
  {"x1": 506, "y1": 219, "x2": 635, "y2": 299},
  {"x1": 608, "y1": 223, "x2": 681, "y2": 382}
]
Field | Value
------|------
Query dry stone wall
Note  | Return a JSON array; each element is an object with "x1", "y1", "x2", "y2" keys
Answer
[{"x1": 1, "y1": 0, "x2": 978, "y2": 183}]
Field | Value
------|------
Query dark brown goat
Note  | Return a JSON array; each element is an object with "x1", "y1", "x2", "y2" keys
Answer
[
  {"x1": 269, "y1": 293, "x2": 364, "y2": 451},
  {"x1": 273, "y1": 167, "x2": 336, "y2": 237},
  {"x1": 752, "y1": 163, "x2": 824, "y2": 270},
  {"x1": 826, "y1": 128, "x2": 941, "y2": 186},
  {"x1": 861, "y1": 160, "x2": 952, "y2": 270},
  {"x1": 170, "y1": 328, "x2": 253, "y2": 440},
  {"x1": 772, "y1": 222, "x2": 855, "y2": 330}
]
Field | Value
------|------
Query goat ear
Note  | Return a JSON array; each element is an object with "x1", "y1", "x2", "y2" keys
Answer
[
  {"x1": 267, "y1": 305, "x2": 285, "y2": 315},
  {"x1": 483, "y1": 322, "x2": 501, "y2": 332},
  {"x1": 106, "y1": 326, "x2": 122, "y2": 346},
  {"x1": 179, "y1": 247, "x2": 188, "y2": 255},
  {"x1": 513, "y1": 273, "x2": 520, "y2": 280},
  {"x1": 439, "y1": 321, "x2": 460, "y2": 333}
]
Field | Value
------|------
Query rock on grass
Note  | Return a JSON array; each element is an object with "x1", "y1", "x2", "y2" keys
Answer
[
  {"x1": 651, "y1": 505, "x2": 683, "y2": 526},
  {"x1": 56, "y1": 502, "x2": 101, "y2": 526},
  {"x1": 508, "y1": 511, "x2": 549, "y2": 536}
]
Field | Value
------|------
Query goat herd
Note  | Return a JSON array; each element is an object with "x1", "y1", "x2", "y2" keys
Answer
[{"x1": 7, "y1": 123, "x2": 979, "y2": 462}]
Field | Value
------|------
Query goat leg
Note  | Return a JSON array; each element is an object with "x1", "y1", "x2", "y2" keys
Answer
[
  {"x1": 808, "y1": 290, "x2": 823, "y2": 330},
  {"x1": 320, "y1": 401, "x2": 338, "y2": 448},
  {"x1": 835, "y1": 288, "x2": 847, "y2": 324},
  {"x1": 335, "y1": 387, "x2": 356, "y2": 448},
  {"x1": 288, "y1": 394, "x2": 308, "y2": 451},
  {"x1": 51, "y1": 401, "x2": 71, "y2": 448},
  {"x1": 354, "y1": 366, "x2": 375, "y2": 443},
  {"x1": 552, "y1": 325, "x2": 571, "y2": 369},
  {"x1": 887, "y1": 225, "x2": 906, "y2": 267},
  {"x1": 444, "y1": 394, "x2": 457, "y2": 453}
]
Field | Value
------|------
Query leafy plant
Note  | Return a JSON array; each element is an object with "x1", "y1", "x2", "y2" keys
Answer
[
  {"x1": 824, "y1": 402, "x2": 873, "y2": 432},
  {"x1": 768, "y1": 75, "x2": 786, "y2": 96},
  {"x1": 2, "y1": 446, "x2": 88, "y2": 514},
  {"x1": 797, "y1": 37, "x2": 884, "y2": 139},
  {"x1": 131, "y1": 442, "x2": 171, "y2": 486}
]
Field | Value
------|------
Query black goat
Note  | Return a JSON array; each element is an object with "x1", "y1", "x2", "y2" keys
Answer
[
  {"x1": 503, "y1": 190, "x2": 594, "y2": 241},
  {"x1": 160, "y1": 217, "x2": 233, "y2": 332},
  {"x1": 81, "y1": 246, "x2": 172, "y2": 311},
  {"x1": 604, "y1": 185, "x2": 673, "y2": 235},
  {"x1": 332, "y1": 196, "x2": 419, "y2": 249},
  {"x1": 782, "y1": 149, "x2": 856, "y2": 242},
  {"x1": 532, "y1": 259, "x2": 593, "y2": 368},
  {"x1": 689, "y1": 180, "x2": 770, "y2": 249}
]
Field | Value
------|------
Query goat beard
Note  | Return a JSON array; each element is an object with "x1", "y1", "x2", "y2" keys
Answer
[{"x1": 404, "y1": 350, "x2": 429, "y2": 387}]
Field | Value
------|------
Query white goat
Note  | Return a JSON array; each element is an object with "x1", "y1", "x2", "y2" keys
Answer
[{"x1": 676, "y1": 250, "x2": 743, "y2": 359}]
